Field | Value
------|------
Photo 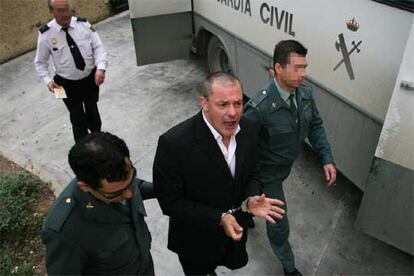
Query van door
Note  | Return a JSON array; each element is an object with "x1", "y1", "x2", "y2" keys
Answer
[
  {"x1": 355, "y1": 21, "x2": 414, "y2": 255},
  {"x1": 128, "y1": 0, "x2": 193, "y2": 65}
]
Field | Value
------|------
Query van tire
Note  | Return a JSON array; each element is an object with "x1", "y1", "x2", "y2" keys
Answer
[{"x1": 206, "y1": 36, "x2": 233, "y2": 74}]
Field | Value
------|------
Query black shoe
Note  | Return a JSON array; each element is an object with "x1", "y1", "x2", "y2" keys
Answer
[
  {"x1": 284, "y1": 268, "x2": 302, "y2": 276},
  {"x1": 246, "y1": 217, "x2": 255, "y2": 228}
]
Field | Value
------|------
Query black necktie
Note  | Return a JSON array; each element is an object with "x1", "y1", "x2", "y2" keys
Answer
[
  {"x1": 288, "y1": 93, "x2": 297, "y2": 115},
  {"x1": 62, "y1": 27, "x2": 85, "y2": 71}
]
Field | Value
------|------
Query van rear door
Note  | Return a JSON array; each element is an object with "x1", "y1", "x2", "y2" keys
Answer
[{"x1": 128, "y1": 0, "x2": 193, "y2": 65}]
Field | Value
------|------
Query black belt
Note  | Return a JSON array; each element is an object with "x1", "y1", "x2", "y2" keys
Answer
[{"x1": 54, "y1": 67, "x2": 96, "y2": 84}]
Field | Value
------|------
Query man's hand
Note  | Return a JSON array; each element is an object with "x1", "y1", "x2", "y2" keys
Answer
[
  {"x1": 47, "y1": 81, "x2": 59, "y2": 93},
  {"x1": 247, "y1": 194, "x2": 285, "y2": 224},
  {"x1": 95, "y1": 69, "x2": 105, "y2": 86},
  {"x1": 220, "y1": 213, "x2": 243, "y2": 241},
  {"x1": 323, "y1": 163, "x2": 337, "y2": 187}
]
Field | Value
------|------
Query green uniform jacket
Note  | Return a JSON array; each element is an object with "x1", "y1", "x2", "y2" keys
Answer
[
  {"x1": 42, "y1": 178, "x2": 153, "y2": 275},
  {"x1": 244, "y1": 81, "x2": 334, "y2": 181}
]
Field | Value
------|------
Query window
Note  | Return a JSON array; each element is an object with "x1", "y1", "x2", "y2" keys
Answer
[{"x1": 372, "y1": 0, "x2": 414, "y2": 12}]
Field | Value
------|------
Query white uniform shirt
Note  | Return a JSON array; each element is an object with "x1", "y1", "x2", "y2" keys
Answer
[
  {"x1": 34, "y1": 16, "x2": 108, "y2": 84},
  {"x1": 202, "y1": 110, "x2": 240, "y2": 178}
]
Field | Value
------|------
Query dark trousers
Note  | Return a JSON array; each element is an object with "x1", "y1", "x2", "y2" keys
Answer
[
  {"x1": 263, "y1": 178, "x2": 295, "y2": 272},
  {"x1": 140, "y1": 253, "x2": 155, "y2": 276},
  {"x1": 54, "y1": 69, "x2": 102, "y2": 143},
  {"x1": 178, "y1": 255, "x2": 218, "y2": 276}
]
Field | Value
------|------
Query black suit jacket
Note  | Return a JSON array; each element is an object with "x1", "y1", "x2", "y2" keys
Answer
[{"x1": 153, "y1": 111, "x2": 262, "y2": 268}]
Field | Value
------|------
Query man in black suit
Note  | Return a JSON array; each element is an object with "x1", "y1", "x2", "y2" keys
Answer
[{"x1": 153, "y1": 72, "x2": 286, "y2": 275}]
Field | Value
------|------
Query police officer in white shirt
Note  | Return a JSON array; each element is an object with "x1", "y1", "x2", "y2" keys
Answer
[{"x1": 34, "y1": 0, "x2": 108, "y2": 142}]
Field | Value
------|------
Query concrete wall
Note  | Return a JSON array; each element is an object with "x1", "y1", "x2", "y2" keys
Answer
[{"x1": 0, "y1": 0, "x2": 112, "y2": 64}]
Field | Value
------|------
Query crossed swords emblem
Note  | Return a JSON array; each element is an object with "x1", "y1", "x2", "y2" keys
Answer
[{"x1": 333, "y1": 33, "x2": 362, "y2": 80}]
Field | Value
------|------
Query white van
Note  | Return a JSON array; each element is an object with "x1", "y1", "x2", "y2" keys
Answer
[{"x1": 128, "y1": 0, "x2": 413, "y2": 255}]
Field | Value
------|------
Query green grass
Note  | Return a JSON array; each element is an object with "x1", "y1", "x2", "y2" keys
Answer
[{"x1": 0, "y1": 171, "x2": 49, "y2": 275}]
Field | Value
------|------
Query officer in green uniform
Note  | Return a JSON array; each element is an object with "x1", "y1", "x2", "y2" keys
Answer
[
  {"x1": 244, "y1": 40, "x2": 337, "y2": 276},
  {"x1": 41, "y1": 132, "x2": 155, "y2": 275}
]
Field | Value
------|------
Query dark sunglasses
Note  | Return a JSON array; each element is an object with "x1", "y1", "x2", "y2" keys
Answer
[{"x1": 97, "y1": 167, "x2": 136, "y2": 200}]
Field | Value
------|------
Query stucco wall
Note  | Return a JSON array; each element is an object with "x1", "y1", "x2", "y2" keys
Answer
[{"x1": 0, "y1": 0, "x2": 112, "y2": 64}]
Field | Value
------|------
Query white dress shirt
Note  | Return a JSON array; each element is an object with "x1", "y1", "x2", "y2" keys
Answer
[
  {"x1": 34, "y1": 16, "x2": 108, "y2": 84},
  {"x1": 202, "y1": 110, "x2": 240, "y2": 178}
]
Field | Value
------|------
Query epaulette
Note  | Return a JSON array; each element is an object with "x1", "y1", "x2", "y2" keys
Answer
[
  {"x1": 248, "y1": 89, "x2": 268, "y2": 108},
  {"x1": 299, "y1": 82, "x2": 312, "y2": 99},
  {"x1": 44, "y1": 190, "x2": 75, "y2": 232},
  {"x1": 39, "y1": 24, "x2": 50, "y2": 34},
  {"x1": 301, "y1": 82, "x2": 312, "y2": 92},
  {"x1": 76, "y1": 17, "x2": 88, "y2": 22}
]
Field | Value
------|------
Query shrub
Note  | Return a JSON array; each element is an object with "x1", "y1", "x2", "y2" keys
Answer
[{"x1": 0, "y1": 171, "x2": 48, "y2": 275}]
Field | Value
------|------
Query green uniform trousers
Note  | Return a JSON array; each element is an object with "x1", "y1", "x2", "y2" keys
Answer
[{"x1": 263, "y1": 173, "x2": 295, "y2": 272}]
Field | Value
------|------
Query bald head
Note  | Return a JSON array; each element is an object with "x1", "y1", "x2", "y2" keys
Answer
[
  {"x1": 48, "y1": 0, "x2": 73, "y2": 27},
  {"x1": 48, "y1": 0, "x2": 73, "y2": 10},
  {"x1": 202, "y1": 72, "x2": 242, "y2": 99}
]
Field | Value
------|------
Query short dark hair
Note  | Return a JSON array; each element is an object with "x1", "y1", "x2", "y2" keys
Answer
[
  {"x1": 68, "y1": 132, "x2": 131, "y2": 189},
  {"x1": 273, "y1": 40, "x2": 307, "y2": 68},
  {"x1": 202, "y1": 71, "x2": 242, "y2": 98}
]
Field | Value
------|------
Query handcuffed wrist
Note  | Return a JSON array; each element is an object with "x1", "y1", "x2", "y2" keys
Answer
[
  {"x1": 220, "y1": 207, "x2": 239, "y2": 224},
  {"x1": 220, "y1": 212, "x2": 231, "y2": 226},
  {"x1": 241, "y1": 197, "x2": 252, "y2": 213}
]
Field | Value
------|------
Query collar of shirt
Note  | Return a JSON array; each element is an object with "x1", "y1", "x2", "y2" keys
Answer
[
  {"x1": 202, "y1": 109, "x2": 240, "y2": 177},
  {"x1": 51, "y1": 16, "x2": 76, "y2": 32},
  {"x1": 273, "y1": 78, "x2": 296, "y2": 105}
]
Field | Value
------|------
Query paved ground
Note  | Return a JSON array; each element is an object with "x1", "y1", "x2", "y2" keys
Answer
[{"x1": 0, "y1": 12, "x2": 412, "y2": 275}]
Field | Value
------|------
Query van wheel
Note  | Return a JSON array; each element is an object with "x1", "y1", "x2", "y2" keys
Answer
[{"x1": 206, "y1": 36, "x2": 233, "y2": 73}]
